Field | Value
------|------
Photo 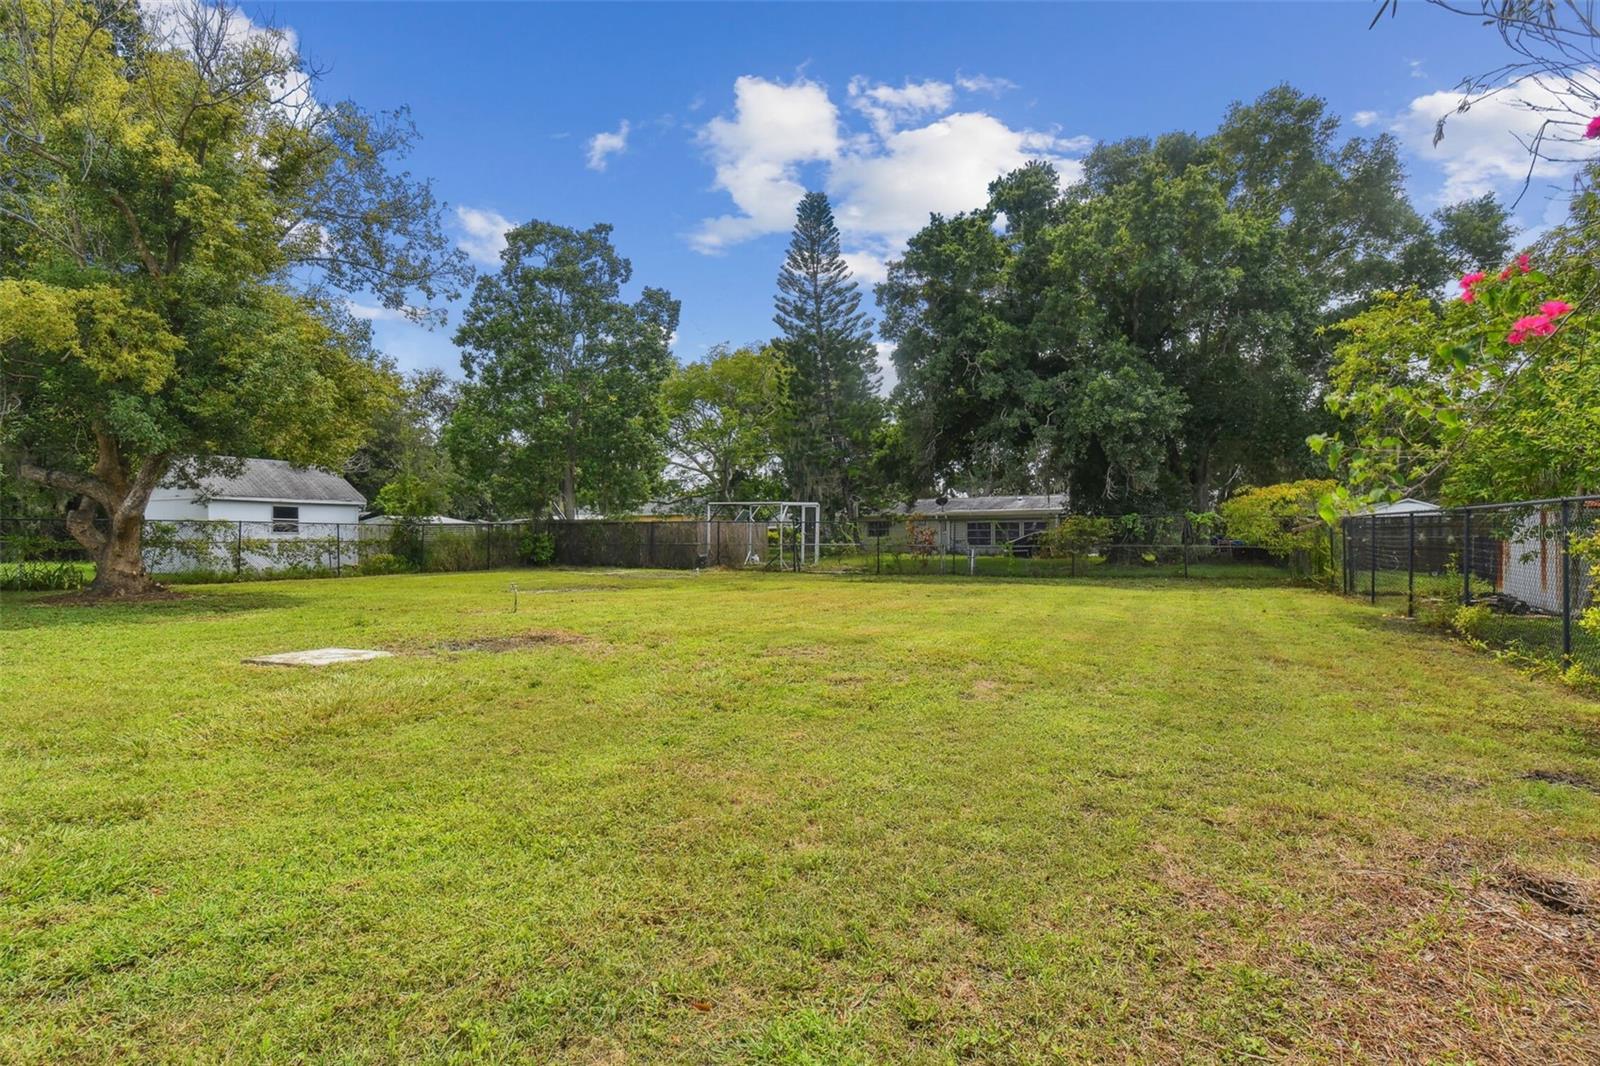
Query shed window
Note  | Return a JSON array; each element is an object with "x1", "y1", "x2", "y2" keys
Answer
[
  {"x1": 271, "y1": 505, "x2": 300, "y2": 533},
  {"x1": 1022, "y1": 520, "x2": 1048, "y2": 537},
  {"x1": 995, "y1": 521, "x2": 1021, "y2": 544},
  {"x1": 866, "y1": 519, "x2": 892, "y2": 538},
  {"x1": 965, "y1": 521, "x2": 992, "y2": 546}
]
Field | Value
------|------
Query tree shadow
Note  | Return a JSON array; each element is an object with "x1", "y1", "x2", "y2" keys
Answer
[{"x1": 1, "y1": 588, "x2": 302, "y2": 629}]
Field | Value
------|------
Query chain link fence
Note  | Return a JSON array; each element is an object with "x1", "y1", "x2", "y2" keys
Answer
[
  {"x1": 1339, "y1": 497, "x2": 1599, "y2": 675},
  {"x1": 795, "y1": 512, "x2": 1289, "y2": 582},
  {"x1": 0, "y1": 517, "x2": 769, "y2": 588}
]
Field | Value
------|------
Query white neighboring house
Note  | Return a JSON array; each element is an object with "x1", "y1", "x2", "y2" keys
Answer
[
  {"x1": 145, "y1": 457, "x2": 365, "y2": 529},
  {"x1": 142, "y1": 458, "x2": 365, "y2": 574}
]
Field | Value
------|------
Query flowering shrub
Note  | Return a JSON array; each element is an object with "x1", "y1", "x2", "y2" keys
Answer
[{"x1": 1312, "y1": 252, "x2": 1596, "y2": 514}]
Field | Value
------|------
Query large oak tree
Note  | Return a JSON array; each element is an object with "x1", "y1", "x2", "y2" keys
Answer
[
  {"x1": 880, "y1": 87, "x2": 1484, "y2": 510},
  {"x1": 0, "y1": 0, "x2": 469, "y2": 595}
]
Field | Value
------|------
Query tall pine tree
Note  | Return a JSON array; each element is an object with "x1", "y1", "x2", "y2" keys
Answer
[{"x1": 773, "y1": 192, "x2": 883, "y2": 531}]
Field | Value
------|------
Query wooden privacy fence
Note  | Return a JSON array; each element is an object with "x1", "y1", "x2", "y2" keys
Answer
[{"x1": 540, "y1": 520, "x2": 763, "y2": 569}]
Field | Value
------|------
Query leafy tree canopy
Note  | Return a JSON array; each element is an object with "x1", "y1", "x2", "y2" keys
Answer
[
  {"x1": 880, "y1": 87, "x2": 1482, "y2": 512},
  {"x1": 0, "y1": 0, "x2": 469, "y2": 594},
  {"x1": 1315, "y1": 180, "x2": 1600, "y2": 509},
  {"x1": 447, "y1": 220, "x2": 679, "y2": 519},
  {"x1": 660, "y1": 343, "x2": 788, "y2": 505}
]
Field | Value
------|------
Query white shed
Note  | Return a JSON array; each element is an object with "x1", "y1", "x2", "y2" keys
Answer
[{"x1": 146, "y1": 457, "x2": 365, "y2": 530}]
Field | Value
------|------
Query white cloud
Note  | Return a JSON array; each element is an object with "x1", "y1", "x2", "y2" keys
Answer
[
  {"x1": 874, "y1": 341, "x2": 898, "y2": 394},
  {"x1": 454, "y1": 205, "x2": 515, "y2": 266},
  {"x1": 141, "y1": 1, "x2": 314, "y2": 116},
  {"x1": 956, "y1": 73, "x2": 1018, "y2": 96},
  {"x1": 344, "y1": 299, "x2": 414, "y2": 322},
  {"x1": 586, "y1": 120, "x2": 631, "y2": 171},
  {"x1": 842, "y1": 249, "x2": 890, "y2": 287},
  {"x1": 830, "y1": 113, "x2": 1084, "y2": 244},
  {"x1": 690, "y1": 73, "x2": 1088, "y2": 266},
  {"x1": 691, "y1": 76, "x2": 843, "y2": 253},
  {"x1": 1351, "y1": 110, "x2": 1379, "y2": 128},
  {"x1": 1395, "y1": 73, "x2": 1600, "y2": 203},
  {"x1": 848, "y1": 77, "x2": 955, "y2": 138}
]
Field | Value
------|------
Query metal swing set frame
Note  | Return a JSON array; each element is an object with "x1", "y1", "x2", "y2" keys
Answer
[{"x1": 703, "y1": 501, "x2": 821, "y2": 569}]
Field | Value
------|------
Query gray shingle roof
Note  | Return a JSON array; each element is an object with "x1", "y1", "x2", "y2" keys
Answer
[
  {"x1": 887, "y1": 495, "x2": 1067, "y2": 516},
  {"x1": 164, "y1": 457, "x2": 365, "y2": 505}
]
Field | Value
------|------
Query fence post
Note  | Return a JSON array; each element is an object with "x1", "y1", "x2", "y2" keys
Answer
[
  {"x1": 1406, "y1": 512, "x2": 1415, "y2": 617},
  {"x1": 1341, "y1": 520, "x2": 1350, "y2": 594},
  {"x1": 421, "y1": 524, "x2": 428, "y2": 572},
  {"x1": 648, "y1": 521, "x2": 658, "y2": 568},
  {"x1": 1369, "y1": 514, "x2": 1377, "y2": 605},
  {"x1": 1462, "y1": 510, "x2": 1472, "y2": 605},
  {"x1": 1182, "y1": 515, "x2": 1190, "y2": 579},
  {"x1": 335, "y1": 523, "x2": 342, "y2": 578},
  {"x1": 235, "y1": 520, "x2": 243, "y2": 577},
  {"x1": 876, "y1": 535, "x2": 882, "y2": 575},
  {"x1": 1328, "y1": 524, "x2": 1337, "y2": 592},
  {"x1": 1562, "y1": 498, "x2": 1573, "y2": 666}
]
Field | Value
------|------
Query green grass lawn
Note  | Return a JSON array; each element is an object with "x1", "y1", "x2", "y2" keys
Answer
[{"x1": 3, "y1": 569, "x2": 1599, "y2": 1063}]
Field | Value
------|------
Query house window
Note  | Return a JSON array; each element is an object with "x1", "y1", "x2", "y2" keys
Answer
[
  {"x1": 965, "y1": 521, "x2": 992, "y2": 546},
  {"x1": 866, "y1": 519, "x2": 892, "y2": 538},
  {"x1": 995, "y1": 521, "x2": 1021, "y2": 544},
  {"x1": 1021, "y1": 520, "x2": 1048, "y2": 538},
  {"x1": 271, "y1": 505, "x2": 300, "y2": 533}
]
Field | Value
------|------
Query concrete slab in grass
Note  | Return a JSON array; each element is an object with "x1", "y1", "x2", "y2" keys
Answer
[{"x1": 244, "y1": 648, "x2": 393, "y2": 667}]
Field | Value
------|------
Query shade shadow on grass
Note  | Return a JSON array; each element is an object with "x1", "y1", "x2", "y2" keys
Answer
[{"x1": 1, "y1": 589, "x2": 302, "y2": 629}]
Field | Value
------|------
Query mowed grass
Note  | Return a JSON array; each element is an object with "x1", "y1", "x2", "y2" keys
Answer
[{"x1": 3, "y1": 569, "x2": 1599, "y2": 1063}]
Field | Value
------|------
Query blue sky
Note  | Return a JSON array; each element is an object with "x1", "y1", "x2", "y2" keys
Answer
[{"x1": 256, "y1": 2, "x2": 1561, "y2": 382}]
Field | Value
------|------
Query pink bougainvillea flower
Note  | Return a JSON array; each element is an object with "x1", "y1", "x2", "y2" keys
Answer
[
  {"x1": 1459, "y1": 271, "x2": 1487, "y2": 291},
  {"x1": 1539, "y1": 300, "x2": 1573, "y2": 317},
  {"x1": 1498, "y1": 267, "x2": 1513, "y2": 281},
  {"x1": 1517, "y1": 254, "x2": 1531, "y2": 273},
  {"x1": 1508, "y1": 314, "x2": 1557, "y2": 345},
  {"x1": 1586, "y1": 115, "x2": 1600, "y2": 139},
  {"x1": 1462, "y1": 289, "x2": 1477, "y2": 304}
]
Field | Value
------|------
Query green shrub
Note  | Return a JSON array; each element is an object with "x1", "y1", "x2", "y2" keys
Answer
[
  {"x1": 1038, "y1": 516, "x2": 1114, "y2": 559},
  {"x1": 520, "y1": 530, "x2": 555, "y2": 565},
  {"x1": 357, "y1": 553, "x2": 413, "y2": 576},
  {"x1": 1219, "y1": 480, "x2": 1339, "y2": 579},
  {"x1": 1450, "y1": 603, "x2": 1491, "y2": 639},
  {"x1": 420, "y1": 530, "x2": 485, "y2": 572}
]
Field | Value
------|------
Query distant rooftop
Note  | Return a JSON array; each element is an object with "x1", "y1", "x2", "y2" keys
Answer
[
  {"x1": 886, "y1": 495, "x2": 1068, "y2": 515},
  {"x1": 161, "y1": 457, "x2": 365, "y2": 505}
]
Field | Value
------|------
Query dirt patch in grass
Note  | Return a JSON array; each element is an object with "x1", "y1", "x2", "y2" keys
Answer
[
  {"x1": 1147, "y1": 841, "x2": 1600, "y2": 1061},
  {"x1": 1305, "y1": 851, "x2": 1598, "y2": 1060},
  {"x1": 430, "y1": 629, "x2": 596, "y2": 653},
  {"x1": 1494, "y1": 865, "x2": 1597, "y2": 917},
  {"x1": 1522, "y1": 768, "x2": 1600, "y2": 793}
]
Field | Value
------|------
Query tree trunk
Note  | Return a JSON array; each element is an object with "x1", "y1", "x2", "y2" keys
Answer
[
  {"x1": 561, "y1": 457, "x2": 578, "y2": 521},
  {"x1": 19, "y1": 440, "x2": 168, "y2": 598},
  {"x1": 86, "y1": 508, "x2": 162, "y2": 597},
  {"x1": 1191, "y1": 449, "x2": 1212, "y2": 513}
]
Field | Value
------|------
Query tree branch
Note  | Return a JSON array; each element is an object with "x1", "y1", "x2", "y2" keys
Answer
[{"x1": 17, "y1": 460, "x2": 116, "y2": 508}]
